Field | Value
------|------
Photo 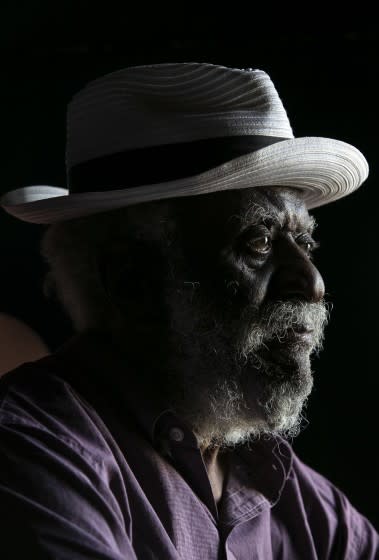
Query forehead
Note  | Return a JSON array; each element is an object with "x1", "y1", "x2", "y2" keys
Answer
[{"x1": 173, "y1": 186, "x2": 313, "y2": 238}]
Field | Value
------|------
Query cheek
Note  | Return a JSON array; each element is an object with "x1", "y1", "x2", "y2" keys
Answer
[
  {"x1": 215, "y1": 251, "x2": 274, "y2": 310},
  {"x1": 247, "y1": 268, "x2": 273, "y2": 307}
]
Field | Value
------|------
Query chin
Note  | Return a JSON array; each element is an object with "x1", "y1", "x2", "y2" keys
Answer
[
  {"x1": 260, "y1": 383, "x2": 312, "y2": 438},
  {"x1": 240, "y1": 349, "x2": 315, "y2": 439},
  {"x1": 191, "y1": 360, "x2": 314, "y2": 449}
]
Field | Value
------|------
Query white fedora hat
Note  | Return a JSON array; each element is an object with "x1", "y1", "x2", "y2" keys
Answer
[{"x1": 0, "y1": 62, "x2": 369, "y2": 224}]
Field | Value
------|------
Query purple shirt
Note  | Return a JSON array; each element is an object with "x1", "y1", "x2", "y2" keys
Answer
[{"x1": 0, "y1": 331, "x2": 377, "y2": 559}]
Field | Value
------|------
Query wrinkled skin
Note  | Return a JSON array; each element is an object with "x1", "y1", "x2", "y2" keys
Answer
[
  {"x1": 106, "y1": 186, "x2": 328, "y2": 496},
  {"x1": 166, "y1": 187, "x2": 326, "y2": 427}
]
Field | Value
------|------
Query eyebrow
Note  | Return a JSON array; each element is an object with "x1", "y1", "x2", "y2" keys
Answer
[{"x1": 239, "y1": 204, "x2": 317, "y2": 234}]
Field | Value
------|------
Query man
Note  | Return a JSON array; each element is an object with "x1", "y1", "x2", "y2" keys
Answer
[{"x1": 0, "y1": 63, "x2": 377, "y2": 559}]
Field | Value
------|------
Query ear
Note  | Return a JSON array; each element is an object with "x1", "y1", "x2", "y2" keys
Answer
[
  {"x1": 42, "y1": 270, "x2": 58, "y2": 301},
  {"x1": 94, "y1": 240, "x2": 167, "y2": 314},
  {"x1": 94, "y1": 249, "x2": 135, "y2": 310}
]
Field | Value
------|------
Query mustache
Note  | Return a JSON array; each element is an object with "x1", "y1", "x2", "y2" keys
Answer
[{"x1": 237, "y1": 299, "x2": 331, "y2": 358}]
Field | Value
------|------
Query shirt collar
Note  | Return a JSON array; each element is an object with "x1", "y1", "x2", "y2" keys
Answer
[
  {"x1": 236, "y1": 435, "x2": 293, "y2": 507},
  {"x1": 53, "y1": 329, "x2": 203, "y2": 450}
]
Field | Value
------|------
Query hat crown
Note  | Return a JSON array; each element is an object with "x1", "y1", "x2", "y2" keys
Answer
[{"x1": 66, "y1": 63, "x2": 294, "y2": 168}]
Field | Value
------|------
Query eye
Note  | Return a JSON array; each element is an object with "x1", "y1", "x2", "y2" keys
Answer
[
  {"x1": 296, "y1": 233, "x2": 319, "y2": 255},
  {"x1": 246, "y1": 234, "x2": 272, "y2": 255}
]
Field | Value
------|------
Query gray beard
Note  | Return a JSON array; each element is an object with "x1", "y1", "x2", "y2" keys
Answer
[
  {"x1": 163, "y1": 275, "x2": 330, "y2": 450},
  {"x1": 107, "y1": 232, "x2": 330, "y2": 450}
]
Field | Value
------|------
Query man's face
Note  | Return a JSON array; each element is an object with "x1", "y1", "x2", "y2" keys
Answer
[{"x1": 125, "y1": 186, "x2": 329, "y2": 448}]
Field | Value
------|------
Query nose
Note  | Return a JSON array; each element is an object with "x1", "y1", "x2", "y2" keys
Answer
[{"x1": 269, "y1": 239, "x2": 325, "y2": 303}]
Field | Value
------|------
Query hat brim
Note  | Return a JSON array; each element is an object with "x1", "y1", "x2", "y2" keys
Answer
[{"x1": 0, "y1": 137, "x2": 369, "y2": 224}]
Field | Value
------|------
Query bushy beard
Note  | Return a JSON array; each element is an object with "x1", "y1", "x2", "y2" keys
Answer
[
  {"x1": 163, "y1": 262, "x2": 330, "y2": 450},
  {"x1": 106, "y1": 223, "x2": 330, "y2": 450}
]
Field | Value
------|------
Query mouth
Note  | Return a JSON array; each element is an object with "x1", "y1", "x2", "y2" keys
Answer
[
  {"x1": 282, "y1": 326, "x2": 315, "y2": 345},
  {"x1": 256, "y1": 326, "x2": 315, "y2": 363}
]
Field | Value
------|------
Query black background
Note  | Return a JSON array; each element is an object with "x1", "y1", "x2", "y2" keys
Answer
[{"x1": 1, "y1": 33, "x2": 378, "y2": 529}]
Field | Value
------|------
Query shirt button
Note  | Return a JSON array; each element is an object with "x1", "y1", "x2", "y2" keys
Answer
[{"x1": 169, "y1": 427, "x2": 184, "y2": 442}]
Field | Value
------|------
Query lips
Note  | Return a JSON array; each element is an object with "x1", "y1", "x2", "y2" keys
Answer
[
  {"x1": 259, "y1": 326, "x2": 315, "y2": 359},
  {"x1": 283, "y1": 326, "x2": 314, "y2": 345}
]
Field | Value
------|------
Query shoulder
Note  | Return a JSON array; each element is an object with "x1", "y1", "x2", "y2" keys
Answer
[
  {"x1": 279, "y1": 448, "x2": 379, "y2": 559},
  {"x1": 0, "y1": 355, "x2": 110, "y2": 464},
  {"x1": 0, "y1": 357, "x2": 136, "y2": 558}
]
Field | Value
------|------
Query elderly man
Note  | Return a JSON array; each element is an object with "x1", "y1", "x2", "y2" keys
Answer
[{"x1": 0, "y1": 63, "x2": 377, "y2": 559}]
